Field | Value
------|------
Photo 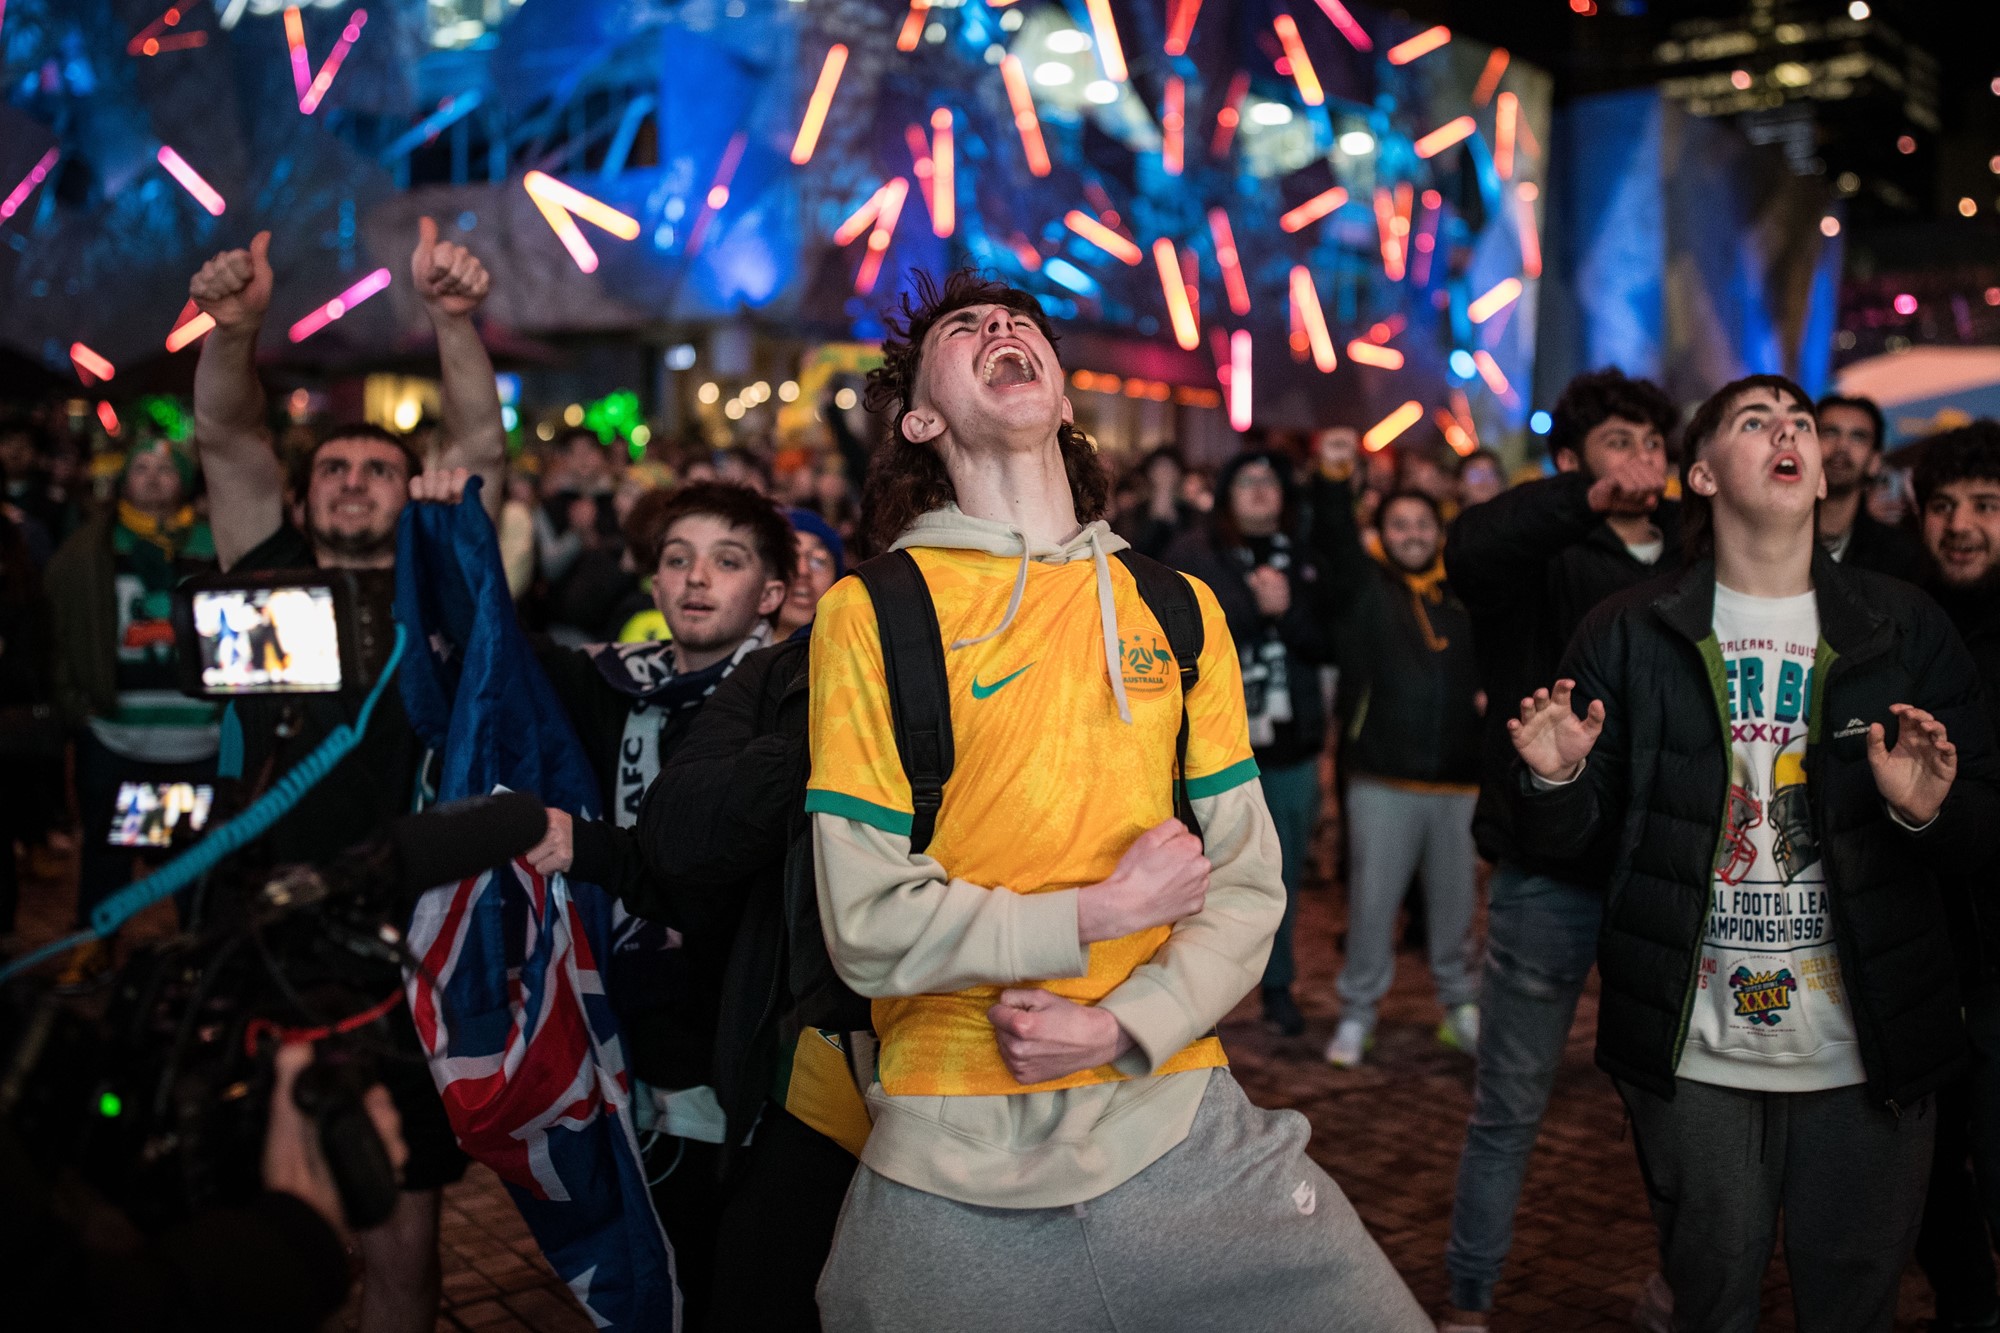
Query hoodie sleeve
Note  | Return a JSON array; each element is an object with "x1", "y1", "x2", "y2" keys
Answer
[
  {"x1": 1095, "y1": 779, "x2": 1286, "y2": 1073},
  {"x1": 1096, "y1": 580, "x2": 1283, "y2": 1071},
  {"x1": 811, "y1": 813, "x2": 1089, "y2": 995}
]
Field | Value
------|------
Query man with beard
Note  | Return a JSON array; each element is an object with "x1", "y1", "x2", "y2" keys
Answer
[
  {"x1": 1816, "y1": 394, "x2": 1925, "y2": 581},
  {"x1": 1908, "y1": 421, "x2": 2000, "y2": 1331},
  {"x1": 1306, "y1": 436, "x2": 1483, "y2": 1068},
  {"x1": 187, "y1": 219, "x2": 505, "y2": 1333}
]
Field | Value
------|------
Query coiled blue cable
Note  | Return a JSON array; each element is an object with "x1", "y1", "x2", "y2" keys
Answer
[{"x1": 0, "y1": 624, "x2": 408, "y2": 984}]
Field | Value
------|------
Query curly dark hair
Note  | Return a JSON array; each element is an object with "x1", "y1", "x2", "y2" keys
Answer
[
  {"x1": 1676, "y1": 373, "x2": 1813, "y2": 561},
  {"x1": 643, "y1": 481, "x2": 797, "y2": 584},
  {"x1": 1547, "y1": 369, "x2": 1678, "y2": 470},
  {"x1": 1913, "y1": 420, "x2": 2000, "y2": 512},
  {"x1": 858, "y1": 270, "x2": 1108, "y2": 554}
]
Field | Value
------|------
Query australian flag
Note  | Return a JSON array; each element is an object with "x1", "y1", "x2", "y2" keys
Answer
[{"x1": 394, "y1": 479, "x2": 679, "y2": 1331}]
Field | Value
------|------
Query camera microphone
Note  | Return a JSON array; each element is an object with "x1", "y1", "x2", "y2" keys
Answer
[
  {"x1": 257, "y1": 791, "x2": 549, "y2": 922},
  {"x1": 387, "y1": 790, "x2": 549, "y2": 895}
]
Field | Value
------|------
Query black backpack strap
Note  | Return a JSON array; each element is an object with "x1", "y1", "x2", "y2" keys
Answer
[
  {"x1": 853, "y1": 551, "x2": 954, "y2": 855},
  {"x1": 1113, "y1": 550, "x2": 1206, "y2": 839}
]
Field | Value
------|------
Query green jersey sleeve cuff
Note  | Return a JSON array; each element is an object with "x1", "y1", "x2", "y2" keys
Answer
[
  {"x1": 1184, "y1": 758, "x2": 1260, "y2": 801},
  {"x1": 804, "y1": 789, "x2": 914, "y2": 838}
]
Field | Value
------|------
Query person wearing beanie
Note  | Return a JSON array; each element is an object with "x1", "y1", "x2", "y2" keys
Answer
[{"x1": 779, "y1": 506, "x2": 846, "y2": 639}]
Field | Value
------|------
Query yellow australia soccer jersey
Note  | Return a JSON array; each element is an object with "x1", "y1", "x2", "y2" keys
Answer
[{"x1": 806, "y1": 544, "x2": 1259, "y2": 1096}]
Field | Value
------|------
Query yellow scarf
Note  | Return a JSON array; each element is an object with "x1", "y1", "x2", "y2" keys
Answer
[{"x1": 118, "y1": 501, "x2": 200, "y2": 559}]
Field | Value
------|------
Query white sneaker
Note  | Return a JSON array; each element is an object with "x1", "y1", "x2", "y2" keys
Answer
[
  {"x1": 1438, "y1": 1003, "x2": 1480, "y2": 1053},
  {"x1": 1323, "y1": 1018, "x2": 1370, "y2": 1068}
]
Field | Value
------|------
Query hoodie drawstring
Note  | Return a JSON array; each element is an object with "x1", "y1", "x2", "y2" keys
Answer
[
  {"x1": 925, "y1": 515, "x2": 1133, "y2": 726},
  {"x1": 948, "y1": 527, "x2": 1033, "y2": 651},
  {"x1": 1089, "y1": 528, "x2": 1132, "y2": 724}
]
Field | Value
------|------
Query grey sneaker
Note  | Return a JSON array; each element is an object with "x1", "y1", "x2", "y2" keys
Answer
[
  {"x1": 1323, "y1": 1018, "x2": 1371, "y2": 1068},
  {"x1": 1438, "y1": 1003, "x2": 1480, "y2": 1053}
]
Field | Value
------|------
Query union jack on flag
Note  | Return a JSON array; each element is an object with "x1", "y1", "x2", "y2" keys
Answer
[{"x1": 395, "y1": 483, "x2": 679, "y2": 1331}]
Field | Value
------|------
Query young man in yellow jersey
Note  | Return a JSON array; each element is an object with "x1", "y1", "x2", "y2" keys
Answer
[{"x1": 805, "y1": 271, "x2": 1425, "y2": 1332}]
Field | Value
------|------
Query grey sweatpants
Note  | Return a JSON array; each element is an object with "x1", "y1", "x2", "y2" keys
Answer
[
  {"x1": 1618, "y1": 1077, "x2": 1936, "y2": 1333},
  {"x1": 817, "y1": 1073, "x2": 1428, "y2": 1333},
  {"x1": 1336, "y1": 776, "x2": 1480, "y2": 1031}
]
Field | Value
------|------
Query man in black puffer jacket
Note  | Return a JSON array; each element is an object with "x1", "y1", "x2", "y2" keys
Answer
[
  {"x1": 1306, "y1": 433, "x2": 1483, "y2": 1070},
  {"x1": 1511, "y1": 375, "x2": 2000, "y2": 1333}
]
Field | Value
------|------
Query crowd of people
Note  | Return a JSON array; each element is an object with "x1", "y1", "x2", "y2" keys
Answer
[{"x1": 2, "y1": 228, "x2": 2000, "y2": 1333}]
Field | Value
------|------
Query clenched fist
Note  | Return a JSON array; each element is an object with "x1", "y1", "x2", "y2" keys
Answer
[
  {"x1": 189, "y1": 230, "x2": 274, "y2": 332},
  {"x1": 411, "y1": 216, "x2": 490, "y2": 319}
]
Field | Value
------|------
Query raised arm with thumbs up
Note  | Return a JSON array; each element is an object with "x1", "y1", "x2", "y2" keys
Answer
[{"x1": 410, "y1": 216, "x2": 504, "y2": 520}]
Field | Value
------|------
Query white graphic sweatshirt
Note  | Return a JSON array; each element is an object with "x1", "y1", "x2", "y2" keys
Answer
[{"x1": 1677, "y1": 584, "x2": 1864, "y2": 1091}]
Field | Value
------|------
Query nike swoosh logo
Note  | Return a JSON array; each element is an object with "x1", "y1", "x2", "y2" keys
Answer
[{"x1": 970, "y1": 663, "x2": 1034, "y2": 699}]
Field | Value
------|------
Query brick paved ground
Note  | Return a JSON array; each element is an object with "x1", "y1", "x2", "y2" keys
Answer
[{"x1": 10, "y1": 837, "x2": 1949, "y2": 1331}]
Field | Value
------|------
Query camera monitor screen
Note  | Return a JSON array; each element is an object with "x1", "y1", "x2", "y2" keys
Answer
[
  {"x1": 108, "y1": 781, "x2": 214, "y2": 848},
  {"x1": 192, "y1": 585, "x2": 343, "y2": 694}
]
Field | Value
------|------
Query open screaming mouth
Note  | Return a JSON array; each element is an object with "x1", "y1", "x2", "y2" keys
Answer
[{"x1": 982, "y1": 346, "x2": 1036, "y2": 387}]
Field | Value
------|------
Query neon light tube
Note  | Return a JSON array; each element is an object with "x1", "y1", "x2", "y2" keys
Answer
[
  {"x1": 853, "y1": 177, "x2": 909, "y2": 295},
  {"x1": 929, "y1": 109, "x2": 954, "y2": 238},
  {"x1": 1346, "y1": 340, "x2": 1405, "y2": 370},
  {"x1": 834, "y1": 182, "x2": 892, "y2": 246},
  {"x1": 1085, "y1": 0, "x2": 1127, "y2": 81},
  {"x1": 1374, "y1": 188, "x2": 1405, "y2": 281},
  {"x1": 896, "y1": 0, "x2": 927, "y2": 53},
  {"x1": 530, "y1": 191, "x2": 600, "y2": 272},
  {"x1": 1515, "y1": 183, "x2": 1542, "y2": 278},
  {"x1": 684, "y1": 131, "x2": 748, "y2": 258},
  {"x1": 1066, "y1": 211, "x2": 1142, "y2": 265},
  {"x1": 1415, "y1": 116, "x2": 1476, "y2": 159},
  {"x1": 1472, "y1": 48, "x2": 1510, "y2": 107},
  {"x1": 1228, "y1": 330, "x2": 1252, "y2": 430},
  {"x1": 1313, "y1": 0, "x2": 1372, "y2": 51},
  {"x1": 287, "y1": 267, "x2": 391, "y2": 342},
  {"x1": 1468, "y1": 277, "x2": 1524, "y2": 323},
  {"x1": 1279, "y1": 186, "x2": 1347, "y2": 233},
  {"x1": 523, "y1": 171, "x2": 640, "y2": 239},
  {"x1": 790, "y1": 44, "x2": 848, "y2": 166},
  {"x1": 1273, "y1": 16, "x2": 1323, "y2": 105},
  {"x1": 1211, "y1": 71, "x2": 1250, "y2": 157},
  {"x1": 1164, "y1": 0, "x2": 1202, "y2": 56},
  {"x1": 165, "y1": 302, "x2": 216, "y2": 353},
  {"x1": 1472, "y1": 350, "x2": 1511, "y2": 395},
  {"x1": 1289, "y1": 268, "x2": 1336, "y2": 372},
  {"x1": 1209, "y1": 208, "x2": 1250, "y2": 316},
  {"x1": 1, "y1": 147, "x2": 58, "y2": 221},
  {"x1": 158, "y1": 145, "x2": 224, "y2": 215},
  {"x1": 70, "y1": 342, "x2": 115, "y2": 383},
  {"x1": 1495, "y1": 92, "x2": 1518, "y2": 179},
  {"x1": 1434, "y1": 407, "x2": 1475, "y2": 456},
  {"x1": 1363, "y1": 401, "x2": 1423, "y2": 451},
  {"x1": 299, "y1": 10, "x2": 366, "y2": 115},
  {"x1": 1154, "y1": 239, "x2": 1200, "y2": 350},
  {"x1": 1000, "y1": 56, "x2": 1052, "y2": 176},
  {"x1": 96, "y1": 401, "x2": 120, "y2": 437},
  {"x1": 1386, "y1": 25, "x2": 1449, "y2": 65},
  {"x1": 283, "y1": 6, "x2": 312, "y2": 101},
  {"x1": 1162, "y1": 77, "x2": 1185, "y2": 176}
]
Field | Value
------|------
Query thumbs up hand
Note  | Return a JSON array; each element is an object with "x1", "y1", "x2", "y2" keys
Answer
[{"x1": 411, "y1": 216, "x2": 490, "y2": 319}]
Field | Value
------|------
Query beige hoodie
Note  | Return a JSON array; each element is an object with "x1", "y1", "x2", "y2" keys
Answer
[{"x1": 811, "y1": 506, "x2": 1287, "y2": 1208}]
